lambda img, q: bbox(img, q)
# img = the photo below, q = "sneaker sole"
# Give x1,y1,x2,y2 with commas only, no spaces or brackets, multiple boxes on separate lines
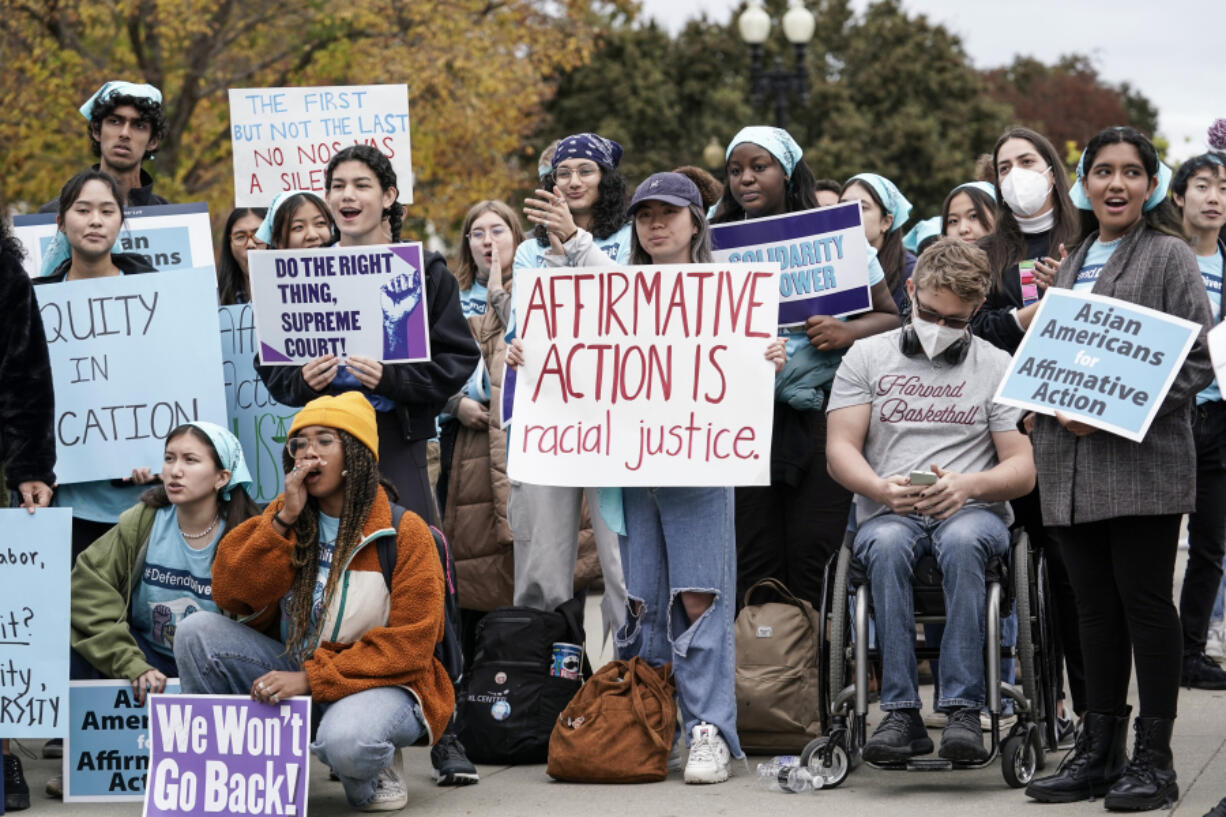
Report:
938,740,990,763
431,769,479,786
683,766,730,784
862,737,934,763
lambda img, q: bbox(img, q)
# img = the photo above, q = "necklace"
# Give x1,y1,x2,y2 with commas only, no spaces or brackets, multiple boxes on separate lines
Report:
179,514,220,540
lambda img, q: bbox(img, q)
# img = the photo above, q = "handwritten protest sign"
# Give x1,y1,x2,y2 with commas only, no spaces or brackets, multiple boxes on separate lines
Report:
144,694,310,817
994,289,1201,442
13,204,215,279
37,268,229,483
230,84,412,206
218,305,296,503
249,243,430,365
710,201,871,327
0,508,71,738
64,680,182,802
507,264,778,486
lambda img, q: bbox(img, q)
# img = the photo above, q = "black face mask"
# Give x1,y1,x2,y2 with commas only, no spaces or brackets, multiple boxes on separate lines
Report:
898,321,972,365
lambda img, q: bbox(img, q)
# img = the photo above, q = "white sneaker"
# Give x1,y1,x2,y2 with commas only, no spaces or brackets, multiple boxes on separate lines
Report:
1207,620,1225,662
979,711,1017,732
922,710,948,729
683,723,731,784
359,749,408,812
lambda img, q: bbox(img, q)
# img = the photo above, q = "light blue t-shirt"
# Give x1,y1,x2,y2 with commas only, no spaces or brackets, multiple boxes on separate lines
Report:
1197,249,1224,404
783,245,887,358
459,280,489,319
57,481,148,524
130,506,224,658
1073,237,1122,294
280,512,340,642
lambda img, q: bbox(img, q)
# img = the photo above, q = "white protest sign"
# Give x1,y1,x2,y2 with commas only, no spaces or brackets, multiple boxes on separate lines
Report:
229,84,412,206
507,264,778,486
249,243,430,365
12,203,215,279
0,508,72,738
36,268,229,482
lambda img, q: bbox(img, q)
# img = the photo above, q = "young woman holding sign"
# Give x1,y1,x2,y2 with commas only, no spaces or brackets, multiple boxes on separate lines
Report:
257,146,477,525
47,423,258,797
1025,127,1212,811
709,127,899,613
840,172,915,313
34,170,161,561
217,206,267,305
174,392,452,812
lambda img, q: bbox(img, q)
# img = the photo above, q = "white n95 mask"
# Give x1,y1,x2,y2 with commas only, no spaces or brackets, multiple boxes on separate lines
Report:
1001,167,1053,217
913,319,966,360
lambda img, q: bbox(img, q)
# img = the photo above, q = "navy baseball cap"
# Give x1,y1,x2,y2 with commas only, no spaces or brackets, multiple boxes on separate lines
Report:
628,172,702,215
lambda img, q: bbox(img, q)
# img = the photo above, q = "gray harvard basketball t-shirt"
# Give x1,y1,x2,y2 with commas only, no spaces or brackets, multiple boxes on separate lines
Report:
827,327,1024,525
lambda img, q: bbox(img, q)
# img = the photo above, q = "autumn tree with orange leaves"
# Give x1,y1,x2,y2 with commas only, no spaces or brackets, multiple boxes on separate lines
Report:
0,0,630,233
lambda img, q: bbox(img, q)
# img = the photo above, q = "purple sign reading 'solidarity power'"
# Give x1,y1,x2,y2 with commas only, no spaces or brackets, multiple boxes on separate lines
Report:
143,694,311,817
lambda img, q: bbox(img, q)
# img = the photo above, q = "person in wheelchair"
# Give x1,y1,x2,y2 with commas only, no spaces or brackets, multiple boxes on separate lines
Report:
826,238,1036,764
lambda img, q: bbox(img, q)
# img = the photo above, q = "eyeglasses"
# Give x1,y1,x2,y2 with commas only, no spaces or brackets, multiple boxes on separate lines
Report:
287,434,338,457
230,230,259,245
555,165,599,183
913,294,975,330
467,226,509,242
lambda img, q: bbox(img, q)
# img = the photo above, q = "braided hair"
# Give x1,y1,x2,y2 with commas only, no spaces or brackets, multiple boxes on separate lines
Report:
278,428,392,660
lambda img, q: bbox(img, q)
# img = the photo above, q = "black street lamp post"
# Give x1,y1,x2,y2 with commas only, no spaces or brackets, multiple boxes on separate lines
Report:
738,0,816,131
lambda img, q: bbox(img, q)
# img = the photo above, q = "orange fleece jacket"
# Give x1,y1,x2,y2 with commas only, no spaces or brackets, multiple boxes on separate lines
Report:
211,487,454,743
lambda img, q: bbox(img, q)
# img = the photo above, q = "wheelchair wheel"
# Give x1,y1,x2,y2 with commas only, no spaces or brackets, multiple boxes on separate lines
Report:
828,544,853,709
1034,552,1061,757
1013,536,1038,720
801,736,850,789
1001,724,1040,788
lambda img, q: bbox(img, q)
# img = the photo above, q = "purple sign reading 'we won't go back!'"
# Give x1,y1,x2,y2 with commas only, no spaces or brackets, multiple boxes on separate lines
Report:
143,694,310,817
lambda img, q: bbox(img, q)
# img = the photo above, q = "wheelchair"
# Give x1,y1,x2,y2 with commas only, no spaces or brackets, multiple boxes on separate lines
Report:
800,526,1063,789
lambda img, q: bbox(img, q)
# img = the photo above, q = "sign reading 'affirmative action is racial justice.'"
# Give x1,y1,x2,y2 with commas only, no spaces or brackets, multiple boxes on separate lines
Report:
710,201,872,327
507,263,779,487
36,268,229,483
994,288,1201,442
249,243,430,366
229,84,412,206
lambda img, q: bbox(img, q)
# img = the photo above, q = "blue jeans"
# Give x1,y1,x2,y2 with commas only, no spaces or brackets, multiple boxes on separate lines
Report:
853,508,1009,711
174,612,427,807
614,487,742,758
925,605,1017,713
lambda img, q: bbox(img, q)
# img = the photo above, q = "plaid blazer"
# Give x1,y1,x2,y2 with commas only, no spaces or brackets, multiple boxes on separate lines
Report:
1031,222,1213,526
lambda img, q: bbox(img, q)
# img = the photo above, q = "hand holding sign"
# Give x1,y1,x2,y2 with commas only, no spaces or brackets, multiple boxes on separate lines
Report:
805,314,856,351
250,671,309,706
133,669,168,706
344,355,383,389
301,354,340,391
17,480,53,512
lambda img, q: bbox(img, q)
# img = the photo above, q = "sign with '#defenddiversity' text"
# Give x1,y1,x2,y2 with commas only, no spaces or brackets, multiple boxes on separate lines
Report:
249,243,430,365
144,694,310,817
710,201,871,327
994,288,1201,442
507,264,779,486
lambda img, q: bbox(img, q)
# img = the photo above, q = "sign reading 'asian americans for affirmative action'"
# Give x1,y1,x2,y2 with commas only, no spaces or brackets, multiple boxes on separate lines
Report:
994,289,1201,442
508,264,779,486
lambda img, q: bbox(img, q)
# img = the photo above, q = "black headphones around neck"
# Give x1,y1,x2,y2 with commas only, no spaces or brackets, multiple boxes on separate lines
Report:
898,322,972,365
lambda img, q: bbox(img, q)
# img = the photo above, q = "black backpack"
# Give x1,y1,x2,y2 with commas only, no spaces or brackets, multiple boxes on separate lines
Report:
457,596,590,764
375,504,464,686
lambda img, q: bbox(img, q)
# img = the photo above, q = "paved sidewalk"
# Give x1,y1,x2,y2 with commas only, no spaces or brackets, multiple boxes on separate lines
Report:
12,552,1226,817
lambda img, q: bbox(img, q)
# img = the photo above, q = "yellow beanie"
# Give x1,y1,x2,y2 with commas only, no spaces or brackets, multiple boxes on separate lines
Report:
287,392,380,460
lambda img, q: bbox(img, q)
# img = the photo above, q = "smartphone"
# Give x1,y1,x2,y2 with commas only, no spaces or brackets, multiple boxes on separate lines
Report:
908,470,938,486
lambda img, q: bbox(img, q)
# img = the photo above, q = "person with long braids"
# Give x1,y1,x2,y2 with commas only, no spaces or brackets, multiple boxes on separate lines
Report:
1025,127,1212,811
174,392,452,812
257,146,478,525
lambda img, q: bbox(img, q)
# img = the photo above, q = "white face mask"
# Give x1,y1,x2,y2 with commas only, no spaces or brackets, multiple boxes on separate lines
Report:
913,319,966,360
1001,166,1053,217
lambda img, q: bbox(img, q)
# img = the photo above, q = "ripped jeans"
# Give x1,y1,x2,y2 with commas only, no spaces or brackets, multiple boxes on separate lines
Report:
614,486,742,758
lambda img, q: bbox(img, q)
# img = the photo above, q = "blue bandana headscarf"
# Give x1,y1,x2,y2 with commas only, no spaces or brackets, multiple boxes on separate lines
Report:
186,421,253,501
954,181,998,200
1070,144,1172,213
552,133,623,170
725,126,803,178
902,216,941,253
79,81,163,119
848,173,913,232
255,189,317,246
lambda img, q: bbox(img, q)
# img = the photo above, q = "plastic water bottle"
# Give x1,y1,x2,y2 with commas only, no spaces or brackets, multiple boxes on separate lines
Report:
755,756,814,793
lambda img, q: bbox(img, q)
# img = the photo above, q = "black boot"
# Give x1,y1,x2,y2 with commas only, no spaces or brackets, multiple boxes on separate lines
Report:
1104,717,1178,811
1025,708,1130,803
3,752,30,811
